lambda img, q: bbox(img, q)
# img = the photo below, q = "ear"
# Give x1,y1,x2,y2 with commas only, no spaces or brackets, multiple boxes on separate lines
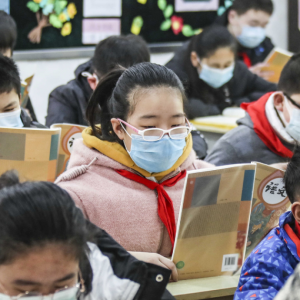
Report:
190,51,199,68
273,92,285,112
111,118,126,140
228,9,238,25
292,201,300,224
87,76,98,91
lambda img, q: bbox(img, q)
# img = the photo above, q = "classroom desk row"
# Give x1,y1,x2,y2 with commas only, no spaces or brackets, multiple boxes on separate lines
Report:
168,276,239,300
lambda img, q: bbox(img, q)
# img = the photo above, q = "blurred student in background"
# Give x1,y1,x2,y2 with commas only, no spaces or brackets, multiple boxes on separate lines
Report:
205,54,300,166
235,145,300,300
56,63,212,258
166,26,276,119
0,54,45,128
0,171,175,300
215,0,274,79
46,35,150,127
0,10,37,121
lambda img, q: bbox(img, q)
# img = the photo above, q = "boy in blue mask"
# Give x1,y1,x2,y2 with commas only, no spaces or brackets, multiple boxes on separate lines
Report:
0,54,44,128
215,0,274,80
205,53,300,167
234,144,300,300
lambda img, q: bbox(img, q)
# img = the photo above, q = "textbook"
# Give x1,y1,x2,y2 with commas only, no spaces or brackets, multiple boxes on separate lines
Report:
50,124,86,176
0,127,61,182
172,164,256,280
245,163,290,257
262,48,293,83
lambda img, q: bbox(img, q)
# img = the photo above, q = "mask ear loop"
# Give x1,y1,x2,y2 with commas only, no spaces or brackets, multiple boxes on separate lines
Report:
119,122,132,153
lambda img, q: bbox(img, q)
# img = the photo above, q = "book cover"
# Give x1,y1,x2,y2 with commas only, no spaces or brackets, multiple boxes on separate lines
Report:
50,123,86,176
0,127,61,182
172,164,256,280
245,163,290,258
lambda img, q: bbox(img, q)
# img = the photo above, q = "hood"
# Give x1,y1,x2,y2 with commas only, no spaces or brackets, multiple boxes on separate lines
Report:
68,128,194,182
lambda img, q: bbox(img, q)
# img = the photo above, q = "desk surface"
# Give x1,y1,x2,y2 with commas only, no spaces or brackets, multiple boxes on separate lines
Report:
167,276,239,300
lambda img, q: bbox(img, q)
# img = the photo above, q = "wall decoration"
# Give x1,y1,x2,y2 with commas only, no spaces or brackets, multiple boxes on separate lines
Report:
83,0,122,18
217,0,233,16
26,0,78,43
175,0,219,13
0,0,10,13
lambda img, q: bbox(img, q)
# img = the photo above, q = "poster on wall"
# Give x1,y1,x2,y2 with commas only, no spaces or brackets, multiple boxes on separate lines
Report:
83,0,122,17
82,19,121,44
175,0,219,12
0,0,10,13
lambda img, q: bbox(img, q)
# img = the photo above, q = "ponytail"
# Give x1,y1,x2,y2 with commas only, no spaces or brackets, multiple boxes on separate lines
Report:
86,67,125,142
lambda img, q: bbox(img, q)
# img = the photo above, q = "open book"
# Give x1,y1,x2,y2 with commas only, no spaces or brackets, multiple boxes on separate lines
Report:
172,163,290,280
0,126,61,182
50,124,86,176
245,163,290,257
262,48,293,83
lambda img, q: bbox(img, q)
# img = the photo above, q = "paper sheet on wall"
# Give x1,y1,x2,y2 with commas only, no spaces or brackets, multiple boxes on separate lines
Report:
83,0,122,17
82,19,121,45
175,0,219,12
0,0,9,13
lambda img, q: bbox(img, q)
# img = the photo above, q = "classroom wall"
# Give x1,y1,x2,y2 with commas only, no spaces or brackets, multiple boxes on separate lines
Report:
16,0,288,124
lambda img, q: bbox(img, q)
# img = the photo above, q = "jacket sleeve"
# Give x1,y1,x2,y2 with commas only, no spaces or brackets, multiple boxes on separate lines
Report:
231,62,277,107
46,86,79,127
235,237,294,300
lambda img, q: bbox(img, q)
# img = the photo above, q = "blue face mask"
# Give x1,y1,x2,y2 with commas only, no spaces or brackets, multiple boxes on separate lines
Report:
285,97,300,142
237,26,266,49
0,108,23,128
125,134,186,173
199,63,235,89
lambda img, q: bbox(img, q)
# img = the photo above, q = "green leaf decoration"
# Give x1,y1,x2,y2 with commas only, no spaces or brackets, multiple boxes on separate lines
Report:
225,0,233,8
133,16,143,27
54,0,68,15
27,1,40,13
49,14,63,28
194,28,202,35
217,6,226,16
164,5,173,19
160,19,172,31
157,0,167,11
182,25,195,37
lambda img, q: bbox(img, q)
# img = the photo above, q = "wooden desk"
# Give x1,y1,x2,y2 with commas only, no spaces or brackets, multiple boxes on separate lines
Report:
167,276,239,300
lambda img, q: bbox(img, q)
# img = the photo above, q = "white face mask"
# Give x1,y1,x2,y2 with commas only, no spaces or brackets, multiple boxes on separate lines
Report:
0,108,23,128
237,26,266,49
284,96,300,142
199,63,235,89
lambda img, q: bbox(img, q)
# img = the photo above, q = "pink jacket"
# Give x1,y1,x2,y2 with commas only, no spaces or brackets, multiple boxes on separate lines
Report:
56,139,212,256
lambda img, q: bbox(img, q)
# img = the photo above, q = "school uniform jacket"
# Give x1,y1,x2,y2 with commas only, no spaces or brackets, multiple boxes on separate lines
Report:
235,212,300,300
83,220,175,300
165,41,277,119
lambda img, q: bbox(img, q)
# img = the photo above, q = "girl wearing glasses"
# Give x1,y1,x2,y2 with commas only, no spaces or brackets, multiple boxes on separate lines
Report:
56,62,212,263
0,171,175,300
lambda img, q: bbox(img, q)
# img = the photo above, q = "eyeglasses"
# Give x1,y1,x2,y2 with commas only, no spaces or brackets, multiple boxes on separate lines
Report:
284,93,300,110
0,271,85,299
118,118,192,142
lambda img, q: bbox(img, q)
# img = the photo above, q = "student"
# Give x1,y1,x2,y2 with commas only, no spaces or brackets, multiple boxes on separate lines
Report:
235,145,300,300
0,54,44,128
56,62,212,256
205,54,300,166
215,0,274,79
165,26,276,119
0,10,37,121
0,170,175,300
46,35,150,127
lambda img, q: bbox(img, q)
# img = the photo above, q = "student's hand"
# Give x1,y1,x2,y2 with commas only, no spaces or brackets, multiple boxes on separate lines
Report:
249,63,274,81
129,251,178,282
270,162,288,171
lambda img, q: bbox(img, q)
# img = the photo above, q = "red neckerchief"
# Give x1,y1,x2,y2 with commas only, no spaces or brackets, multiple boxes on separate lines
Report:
239,52,252,68
241,92,294,159
116,169,187,253
295,222,300,240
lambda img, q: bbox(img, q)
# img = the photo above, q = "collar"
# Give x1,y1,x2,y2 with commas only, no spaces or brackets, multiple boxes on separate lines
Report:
82,127,193,182
265,93,295,144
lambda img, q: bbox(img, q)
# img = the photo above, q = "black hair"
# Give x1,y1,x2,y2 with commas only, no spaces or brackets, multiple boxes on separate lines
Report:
230,0,274,16
190,25,237,60
0,11,17,55
278,53,300,96
92,35,150,78
285,145,300,204
0,171,93,294
86,62,187,142
0,54,21,95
